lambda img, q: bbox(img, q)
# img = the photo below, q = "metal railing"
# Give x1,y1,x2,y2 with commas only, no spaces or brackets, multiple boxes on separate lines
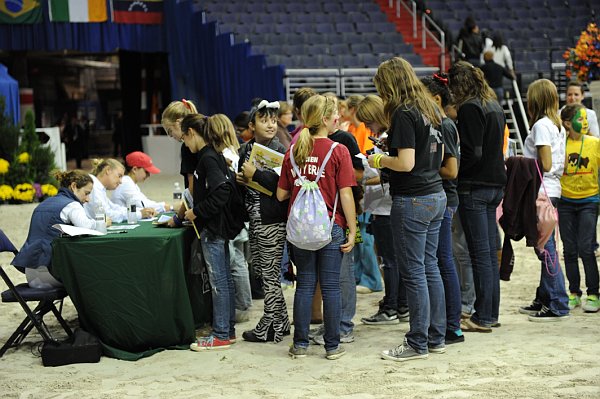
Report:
387,0,446,71
284,67,439,101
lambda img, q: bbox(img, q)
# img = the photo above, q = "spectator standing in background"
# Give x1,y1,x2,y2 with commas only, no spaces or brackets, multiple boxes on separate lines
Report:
480,51,514,102
457,16,484,66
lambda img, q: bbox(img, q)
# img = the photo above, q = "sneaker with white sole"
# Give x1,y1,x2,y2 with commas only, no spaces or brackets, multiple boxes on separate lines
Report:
311,331,354,345
288,345,308,359
381,338,428,362
190,335,231,351
308,325,324,340
325,346,346,360
568,293,582,310
428,344,446,354
519,300,543,315
361,309,400,325
583,295,600,313
528,306,570,322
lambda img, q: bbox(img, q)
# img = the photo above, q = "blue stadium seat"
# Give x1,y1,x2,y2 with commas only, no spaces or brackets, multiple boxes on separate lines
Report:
350,43,371,54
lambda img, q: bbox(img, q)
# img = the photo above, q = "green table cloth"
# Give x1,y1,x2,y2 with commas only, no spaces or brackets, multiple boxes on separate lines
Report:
52,222,212,360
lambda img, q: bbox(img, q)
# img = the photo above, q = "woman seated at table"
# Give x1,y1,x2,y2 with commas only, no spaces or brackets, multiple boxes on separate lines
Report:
11,170,98,289
84,158,156,223
112,151,172,213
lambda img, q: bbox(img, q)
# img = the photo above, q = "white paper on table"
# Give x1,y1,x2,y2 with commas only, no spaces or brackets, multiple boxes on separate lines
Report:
155,214,172,224
273,166,282,176
107,224,139,230
52,224,105,236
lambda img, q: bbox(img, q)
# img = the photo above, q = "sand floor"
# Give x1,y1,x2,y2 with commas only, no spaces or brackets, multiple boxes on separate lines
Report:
0,174,599,399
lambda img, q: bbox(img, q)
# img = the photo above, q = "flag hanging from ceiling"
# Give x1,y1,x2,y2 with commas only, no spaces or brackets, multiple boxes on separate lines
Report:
0,0,42,24
111,0,163,24
49,0,108,23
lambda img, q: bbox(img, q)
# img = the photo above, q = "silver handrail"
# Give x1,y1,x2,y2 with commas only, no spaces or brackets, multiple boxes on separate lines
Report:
421,12,445,70
512,79,530,133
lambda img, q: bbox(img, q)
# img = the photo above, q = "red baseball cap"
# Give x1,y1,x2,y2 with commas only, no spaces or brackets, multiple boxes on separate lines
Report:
125,151,161,174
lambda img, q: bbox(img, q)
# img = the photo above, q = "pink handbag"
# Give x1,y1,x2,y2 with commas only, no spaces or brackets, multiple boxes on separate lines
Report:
535,160,560,275
534,160,558,251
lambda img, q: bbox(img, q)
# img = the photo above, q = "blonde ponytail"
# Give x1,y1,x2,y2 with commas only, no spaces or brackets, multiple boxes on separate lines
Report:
292,128,315,169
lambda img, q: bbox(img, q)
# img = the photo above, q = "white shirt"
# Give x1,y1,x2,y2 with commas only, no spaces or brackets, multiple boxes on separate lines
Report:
586,108,599,137
223,147,240,172
112,175,166,213
482,39,514,70
84,174,129,223
60,201,97,230
523,117,565,198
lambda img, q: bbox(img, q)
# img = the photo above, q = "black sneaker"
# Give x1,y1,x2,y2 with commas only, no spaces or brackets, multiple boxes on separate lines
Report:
397,307,410,322
445,330,465,345
528,306,570,322
361,310,400,325
519,300,543,315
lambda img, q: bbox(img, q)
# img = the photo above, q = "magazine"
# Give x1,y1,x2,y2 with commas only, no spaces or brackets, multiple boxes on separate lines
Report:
247,143,284,196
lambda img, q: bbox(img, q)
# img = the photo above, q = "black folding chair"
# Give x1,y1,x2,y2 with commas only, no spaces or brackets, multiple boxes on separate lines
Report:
0,229,73,357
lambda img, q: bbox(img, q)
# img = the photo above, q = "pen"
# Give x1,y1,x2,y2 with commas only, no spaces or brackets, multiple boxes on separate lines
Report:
141,201,145,208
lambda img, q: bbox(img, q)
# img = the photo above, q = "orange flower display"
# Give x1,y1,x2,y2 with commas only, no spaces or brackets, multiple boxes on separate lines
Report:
563,23,600,82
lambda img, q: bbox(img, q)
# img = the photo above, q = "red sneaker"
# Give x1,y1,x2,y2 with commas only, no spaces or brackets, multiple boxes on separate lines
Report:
190,335,231,351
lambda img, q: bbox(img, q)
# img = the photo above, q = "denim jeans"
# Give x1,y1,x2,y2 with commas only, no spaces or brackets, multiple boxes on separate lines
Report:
292,224,344,351
558,200,600,296
452,212,475,314
392,192,446,353
437,206,462,332
459,186,503,327
229,228,252,311
353,213,383,292
339,247,356,335
370,214,407,312
200,230,235,340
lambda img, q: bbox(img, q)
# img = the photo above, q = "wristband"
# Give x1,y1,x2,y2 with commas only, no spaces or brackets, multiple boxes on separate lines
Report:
173,215,183,227
372,153,385,169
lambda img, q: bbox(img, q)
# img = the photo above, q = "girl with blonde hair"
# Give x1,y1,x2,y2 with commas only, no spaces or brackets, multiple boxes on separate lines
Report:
519,79,570,320
161,99,203,227
278,94,357,360
85,159,156,223
368,57,446,362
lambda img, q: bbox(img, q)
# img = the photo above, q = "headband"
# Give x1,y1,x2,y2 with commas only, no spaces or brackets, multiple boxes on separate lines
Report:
433,73,448,86
248,100,280,122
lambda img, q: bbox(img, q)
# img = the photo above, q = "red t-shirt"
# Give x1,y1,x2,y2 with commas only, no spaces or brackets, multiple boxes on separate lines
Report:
278,137,356,229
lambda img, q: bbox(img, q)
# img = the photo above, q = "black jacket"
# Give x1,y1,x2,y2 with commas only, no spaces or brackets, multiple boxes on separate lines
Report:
192,146,233,239
238,137,289,225
499,157,541,280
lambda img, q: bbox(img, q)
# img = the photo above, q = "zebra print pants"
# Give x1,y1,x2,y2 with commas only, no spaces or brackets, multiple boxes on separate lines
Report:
248,218,290,342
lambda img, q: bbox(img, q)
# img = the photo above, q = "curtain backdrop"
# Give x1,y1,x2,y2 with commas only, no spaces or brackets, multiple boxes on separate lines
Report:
0,0,284,119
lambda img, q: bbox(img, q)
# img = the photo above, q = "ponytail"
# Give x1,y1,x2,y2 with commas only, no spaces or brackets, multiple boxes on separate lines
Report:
292,128,315,169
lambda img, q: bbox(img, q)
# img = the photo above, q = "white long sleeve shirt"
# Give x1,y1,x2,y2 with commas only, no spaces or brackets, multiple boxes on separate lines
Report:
61,201,97,230
84,174,129,223
112,175,166,213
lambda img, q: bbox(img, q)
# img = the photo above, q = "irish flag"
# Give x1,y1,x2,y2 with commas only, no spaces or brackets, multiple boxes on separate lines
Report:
49,0,107,22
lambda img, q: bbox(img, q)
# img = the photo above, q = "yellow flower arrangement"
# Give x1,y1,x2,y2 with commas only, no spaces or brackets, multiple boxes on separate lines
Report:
41,184,58,197
13,183,35,203
17,152,30,164
0,185,13,201
0,158,8,175
563,23,600,82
